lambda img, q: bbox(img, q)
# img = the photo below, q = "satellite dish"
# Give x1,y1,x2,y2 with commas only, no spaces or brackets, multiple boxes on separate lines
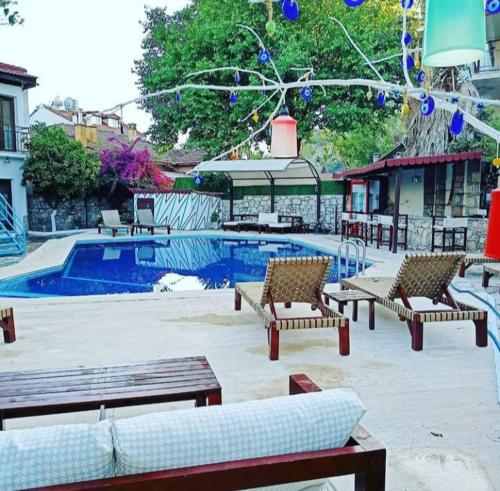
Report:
63,97,78,112
51,96,63,108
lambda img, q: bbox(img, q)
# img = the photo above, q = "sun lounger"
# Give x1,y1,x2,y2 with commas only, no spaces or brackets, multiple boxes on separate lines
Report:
135,209,171,235
482,262,500,288
99,210,134,238
222,214,257,232
1,374,385,491
341,252,488,351
235,256,349,360
459,253,499,277
0,307,15,343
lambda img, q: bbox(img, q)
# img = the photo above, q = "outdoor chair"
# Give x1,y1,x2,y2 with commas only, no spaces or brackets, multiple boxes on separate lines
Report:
135,209,171,235
222,213,257,232
341,252,488,351
482,262,500,288
375,214,408,251
341,212,367,242
431,216,468,252
234,256,349,360
0,374,385,491
458,253,499,277
99,210,134,238
0,307,15,343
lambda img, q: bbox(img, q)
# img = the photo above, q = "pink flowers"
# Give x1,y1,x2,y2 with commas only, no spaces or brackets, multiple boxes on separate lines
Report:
100,137,172,191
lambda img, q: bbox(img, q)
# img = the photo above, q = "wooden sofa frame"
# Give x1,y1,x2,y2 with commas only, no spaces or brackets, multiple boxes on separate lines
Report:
36,374,386,491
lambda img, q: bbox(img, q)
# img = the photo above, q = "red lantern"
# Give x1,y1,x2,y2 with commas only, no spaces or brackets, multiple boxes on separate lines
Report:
271,106,298,158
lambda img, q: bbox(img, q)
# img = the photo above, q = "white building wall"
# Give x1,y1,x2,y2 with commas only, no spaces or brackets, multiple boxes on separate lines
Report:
29,105,73,126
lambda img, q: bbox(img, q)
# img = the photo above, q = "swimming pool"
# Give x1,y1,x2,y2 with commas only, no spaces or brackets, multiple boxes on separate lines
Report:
0,236,365,297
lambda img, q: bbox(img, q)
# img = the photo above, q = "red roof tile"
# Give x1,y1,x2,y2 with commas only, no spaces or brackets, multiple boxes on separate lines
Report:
0,62,29,76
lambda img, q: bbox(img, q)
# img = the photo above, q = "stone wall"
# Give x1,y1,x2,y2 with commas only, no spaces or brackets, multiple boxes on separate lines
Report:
28,195,133,232
406,217,487,252
221,194,343,232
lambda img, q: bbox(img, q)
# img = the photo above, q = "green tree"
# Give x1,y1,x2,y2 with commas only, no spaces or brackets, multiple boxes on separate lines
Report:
23,124,100,209
136,0,403,157
0,0,23,26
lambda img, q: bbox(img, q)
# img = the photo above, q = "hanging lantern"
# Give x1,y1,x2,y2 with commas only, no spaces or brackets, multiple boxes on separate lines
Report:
486,0,500,15
423,0,486,67
300,86,313,102
450,110,465,136
258,49,271,63
344,0,365,7
282,0,299,21
271,106,298,158
377,92,386,106
421,97,435,116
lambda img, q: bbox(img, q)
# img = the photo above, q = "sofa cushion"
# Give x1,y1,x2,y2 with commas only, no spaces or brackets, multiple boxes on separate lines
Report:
112,389,365,477
0,421,113,491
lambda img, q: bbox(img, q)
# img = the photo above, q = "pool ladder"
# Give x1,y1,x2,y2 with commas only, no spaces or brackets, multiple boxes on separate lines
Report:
337,239,366,280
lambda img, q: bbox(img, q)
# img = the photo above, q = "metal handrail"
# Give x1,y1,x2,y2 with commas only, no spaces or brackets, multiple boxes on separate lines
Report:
337,238,367,280
347,237,367,275
0,193,26,254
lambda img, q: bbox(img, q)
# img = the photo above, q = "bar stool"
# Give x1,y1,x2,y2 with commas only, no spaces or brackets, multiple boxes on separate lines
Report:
375,215,408,251
431,217,468,252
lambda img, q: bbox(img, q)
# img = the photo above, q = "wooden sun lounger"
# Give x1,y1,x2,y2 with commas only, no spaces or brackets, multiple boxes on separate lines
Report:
235,256,349,360
134,209,171,235
100,210,134,238
38,374,386,491
458,253,499,277
0,307,15,343
341,253,488,351
482,262,500,288
222,214,258,232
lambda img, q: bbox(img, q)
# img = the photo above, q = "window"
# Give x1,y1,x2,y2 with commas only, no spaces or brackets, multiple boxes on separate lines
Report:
0,96,16,151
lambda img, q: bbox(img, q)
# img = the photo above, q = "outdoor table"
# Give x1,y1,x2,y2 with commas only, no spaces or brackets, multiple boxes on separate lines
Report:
0,356,221,430
324,290,376,330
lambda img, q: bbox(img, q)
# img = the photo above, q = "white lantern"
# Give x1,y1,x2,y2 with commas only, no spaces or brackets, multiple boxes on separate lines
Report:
271,106,298,158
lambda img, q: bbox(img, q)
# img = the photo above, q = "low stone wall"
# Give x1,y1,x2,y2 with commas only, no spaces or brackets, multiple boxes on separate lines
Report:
406,217,487,252
221,194,343,232
28,195,133,232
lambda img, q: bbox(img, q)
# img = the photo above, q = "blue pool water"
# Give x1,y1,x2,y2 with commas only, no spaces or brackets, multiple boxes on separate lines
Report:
0,237,364,298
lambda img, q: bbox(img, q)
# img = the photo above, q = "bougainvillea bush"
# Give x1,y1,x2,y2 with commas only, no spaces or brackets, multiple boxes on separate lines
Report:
99,137,173,199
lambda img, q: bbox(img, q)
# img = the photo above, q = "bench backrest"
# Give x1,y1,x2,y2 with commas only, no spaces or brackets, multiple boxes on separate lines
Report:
101,210,122,227
258,212,279,224
137,209,155,225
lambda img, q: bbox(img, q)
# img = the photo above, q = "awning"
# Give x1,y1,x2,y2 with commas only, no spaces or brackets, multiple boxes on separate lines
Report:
191,158,320,186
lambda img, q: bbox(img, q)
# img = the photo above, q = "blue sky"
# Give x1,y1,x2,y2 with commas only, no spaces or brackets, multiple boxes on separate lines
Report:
0,0,190,131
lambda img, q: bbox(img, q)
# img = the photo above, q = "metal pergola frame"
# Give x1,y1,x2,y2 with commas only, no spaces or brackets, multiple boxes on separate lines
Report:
191,158,323,228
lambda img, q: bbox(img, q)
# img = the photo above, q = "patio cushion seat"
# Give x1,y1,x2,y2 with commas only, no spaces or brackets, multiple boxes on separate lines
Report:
258,212,279,224
223,220,255,227
484,263,500,275
112,389,366,478
0,421,113,491
268,223,292,230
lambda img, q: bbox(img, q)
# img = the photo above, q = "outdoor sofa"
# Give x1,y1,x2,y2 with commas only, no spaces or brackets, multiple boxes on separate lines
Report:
0,307,15,343
0,374,385,491
99,210,134,238
134,209,171,235
235,256,349,360
222,213,258,232
341,252,488,351
482,262,500,288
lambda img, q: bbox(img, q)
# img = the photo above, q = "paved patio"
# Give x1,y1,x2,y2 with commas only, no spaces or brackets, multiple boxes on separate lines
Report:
0,231,499,490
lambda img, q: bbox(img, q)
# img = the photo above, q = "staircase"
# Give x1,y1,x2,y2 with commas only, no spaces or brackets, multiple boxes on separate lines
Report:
0,194,26,256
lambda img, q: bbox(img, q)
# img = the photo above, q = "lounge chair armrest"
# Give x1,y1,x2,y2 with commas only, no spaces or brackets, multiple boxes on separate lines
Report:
289,374,322,395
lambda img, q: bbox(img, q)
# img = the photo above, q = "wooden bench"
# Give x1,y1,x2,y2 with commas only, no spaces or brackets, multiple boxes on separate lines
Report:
0,356,221,430
39,374,386,491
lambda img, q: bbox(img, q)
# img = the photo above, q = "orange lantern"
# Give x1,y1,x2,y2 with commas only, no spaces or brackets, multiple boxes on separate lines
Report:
271,106,298,158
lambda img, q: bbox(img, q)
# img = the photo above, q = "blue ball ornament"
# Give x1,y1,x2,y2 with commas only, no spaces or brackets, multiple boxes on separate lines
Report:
393,91,401,99
419,91,427,101
377,92,386,107
476,102,485,111
344,0,365,7
403,32,412,46
194,175,205,187
300,86,313,102
258,50,271,63
486,0,500,15
451,96,459,104
420,97,435,117
450,110,464,136
282,0,300,21
229,92,238,104
401,0,413,9
405,55,415,70
417,69,425,85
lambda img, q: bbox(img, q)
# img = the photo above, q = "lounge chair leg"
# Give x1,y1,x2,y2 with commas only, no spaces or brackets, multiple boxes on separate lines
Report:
234,291,241,311
324,295,330,306
352,300,358,322
269,325,279,361
474,317,488,348
112,228,116,238
339,320,350,356
411,318,423,351
355,465,386,491
2,314,15,343
459,262,466,278
285,302,291,309
482,271,492,288
368,300,375,330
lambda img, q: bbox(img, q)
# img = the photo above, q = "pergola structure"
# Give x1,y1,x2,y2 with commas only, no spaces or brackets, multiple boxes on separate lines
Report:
191,158,323,228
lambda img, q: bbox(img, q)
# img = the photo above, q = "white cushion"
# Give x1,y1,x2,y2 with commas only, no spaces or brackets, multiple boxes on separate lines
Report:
269,223,292,229
112,389,366,477
0,421,113,491
444,218,468,228
258,212,279,224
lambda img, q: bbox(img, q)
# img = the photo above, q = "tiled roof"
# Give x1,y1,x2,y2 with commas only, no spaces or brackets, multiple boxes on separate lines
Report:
332,151,483,179
163,149,204,166
0,62,29,76
0,62,37,88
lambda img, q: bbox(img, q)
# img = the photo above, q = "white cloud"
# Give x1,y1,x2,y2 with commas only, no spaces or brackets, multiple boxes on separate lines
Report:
0,0,191,132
